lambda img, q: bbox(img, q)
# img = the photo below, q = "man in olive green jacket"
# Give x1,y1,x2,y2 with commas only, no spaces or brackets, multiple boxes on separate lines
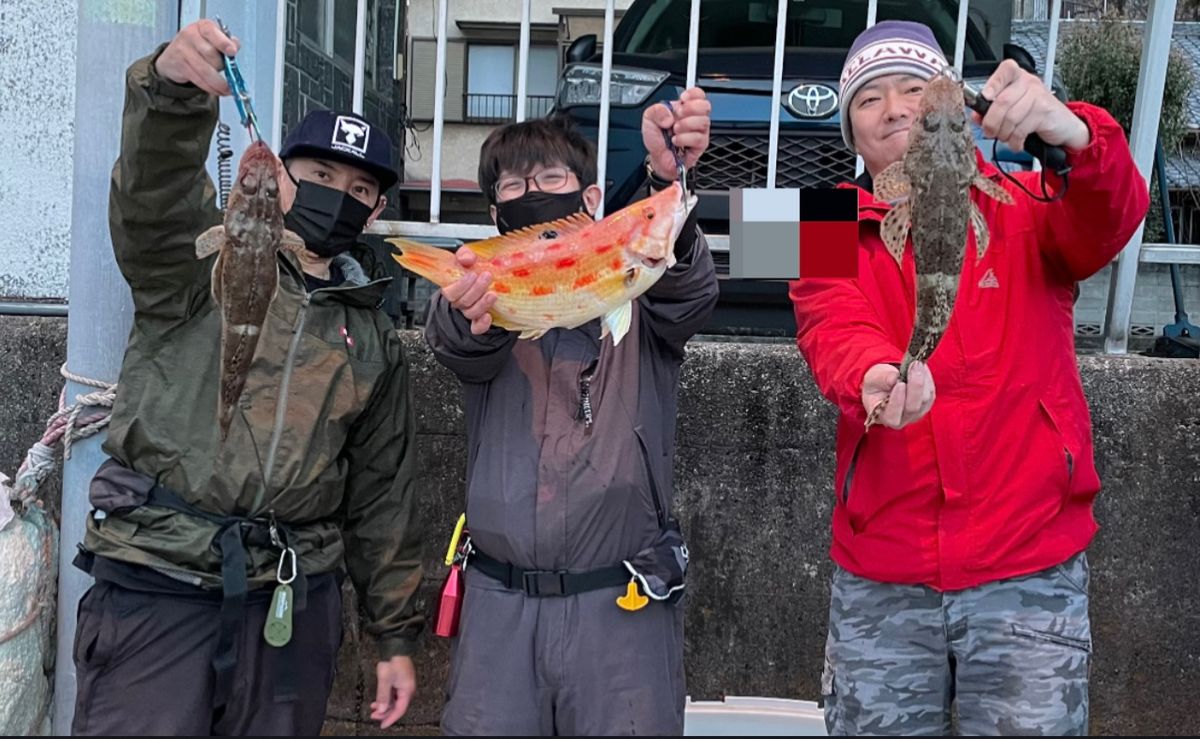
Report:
71,20,422,735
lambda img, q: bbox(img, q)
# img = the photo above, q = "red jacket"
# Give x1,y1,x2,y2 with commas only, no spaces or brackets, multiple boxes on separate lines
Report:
789,102,1149,591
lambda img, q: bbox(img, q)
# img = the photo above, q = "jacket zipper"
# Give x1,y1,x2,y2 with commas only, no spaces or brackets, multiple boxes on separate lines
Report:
255,293,311,512
578,372,594,430
842,437,863,505
250,252,392,511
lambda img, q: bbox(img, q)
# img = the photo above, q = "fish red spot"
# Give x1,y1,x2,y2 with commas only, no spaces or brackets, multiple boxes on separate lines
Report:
492,282,511,294
610,257,623,271
547,243,563,252
512,268,531,278
574,273,598,289
556,258,577,269
532,285,554,296
595,244,614,254
510,251,524,260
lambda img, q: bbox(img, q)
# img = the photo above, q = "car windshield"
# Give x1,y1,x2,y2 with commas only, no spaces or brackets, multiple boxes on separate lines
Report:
615,0,993,64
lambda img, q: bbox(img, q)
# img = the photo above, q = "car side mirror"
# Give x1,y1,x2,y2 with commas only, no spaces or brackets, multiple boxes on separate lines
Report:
567,34,597,64
1003,43,1038,75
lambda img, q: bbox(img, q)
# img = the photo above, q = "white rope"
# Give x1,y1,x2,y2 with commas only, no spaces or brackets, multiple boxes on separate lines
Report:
55,363,117,461
5,364,117,508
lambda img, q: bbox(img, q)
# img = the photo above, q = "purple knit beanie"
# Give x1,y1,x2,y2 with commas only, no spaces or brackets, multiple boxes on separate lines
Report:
839,21,949,152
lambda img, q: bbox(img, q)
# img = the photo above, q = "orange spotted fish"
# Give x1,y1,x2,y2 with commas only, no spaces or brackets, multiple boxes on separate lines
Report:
389,181,695,345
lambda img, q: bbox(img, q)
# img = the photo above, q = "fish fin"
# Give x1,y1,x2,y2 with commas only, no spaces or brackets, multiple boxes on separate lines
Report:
874,161,911,203
196,225,226,259
279,229,307,254
970,201,991,261
502,212,596,244
518,329,549,341
880,201,911,267
603,301,634,346
973,174,1015,205
210,254,224,305
387,238,466,287
468,212,597,259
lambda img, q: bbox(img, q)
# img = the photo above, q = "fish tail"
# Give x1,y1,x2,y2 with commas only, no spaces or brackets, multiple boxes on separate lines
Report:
865,398,887,430
904,274,958,377
387,238,466,287
218,403,235,440
897,352,916,383
218,324,259,440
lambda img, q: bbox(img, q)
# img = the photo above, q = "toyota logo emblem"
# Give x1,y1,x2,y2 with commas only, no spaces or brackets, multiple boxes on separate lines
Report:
785,83,839,119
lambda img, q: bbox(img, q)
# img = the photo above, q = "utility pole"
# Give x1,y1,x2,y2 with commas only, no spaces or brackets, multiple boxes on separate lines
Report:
52,2,179,732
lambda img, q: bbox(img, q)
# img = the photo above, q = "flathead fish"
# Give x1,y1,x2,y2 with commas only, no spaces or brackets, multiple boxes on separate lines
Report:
865,70,1015,429
195,140,305,438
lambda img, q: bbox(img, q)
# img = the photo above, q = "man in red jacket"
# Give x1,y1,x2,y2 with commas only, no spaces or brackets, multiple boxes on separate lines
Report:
790,20,1149,736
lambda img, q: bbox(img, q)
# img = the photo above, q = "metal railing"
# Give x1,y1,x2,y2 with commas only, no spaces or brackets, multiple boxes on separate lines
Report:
359,0,1192,353
463,93,555,124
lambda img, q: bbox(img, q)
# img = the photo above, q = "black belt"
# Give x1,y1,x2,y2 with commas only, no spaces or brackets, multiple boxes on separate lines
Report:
468,548,629,597
142,485,307,707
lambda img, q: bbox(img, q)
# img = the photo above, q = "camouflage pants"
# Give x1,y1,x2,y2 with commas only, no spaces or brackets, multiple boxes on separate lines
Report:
821,553,1092,736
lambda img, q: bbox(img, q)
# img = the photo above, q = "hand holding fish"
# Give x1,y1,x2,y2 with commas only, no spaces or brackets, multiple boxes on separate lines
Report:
443,247,499,335
392,183,694,345
155,19,239,97
643,87,712,181
863,71,1012,431
862,362,935,430
973,59,1091,155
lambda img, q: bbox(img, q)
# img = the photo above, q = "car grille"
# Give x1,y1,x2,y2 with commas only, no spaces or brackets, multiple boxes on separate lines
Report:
693,131,857,190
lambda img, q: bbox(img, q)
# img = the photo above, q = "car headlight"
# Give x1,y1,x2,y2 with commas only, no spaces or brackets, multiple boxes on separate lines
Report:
557,64,669,108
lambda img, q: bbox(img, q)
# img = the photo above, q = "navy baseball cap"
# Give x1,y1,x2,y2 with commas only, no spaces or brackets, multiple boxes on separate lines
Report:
279,110,399,191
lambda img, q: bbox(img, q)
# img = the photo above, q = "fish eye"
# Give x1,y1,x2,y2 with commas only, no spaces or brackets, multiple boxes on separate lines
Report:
950,120,964,133
923,118,941,133
645,208,655,220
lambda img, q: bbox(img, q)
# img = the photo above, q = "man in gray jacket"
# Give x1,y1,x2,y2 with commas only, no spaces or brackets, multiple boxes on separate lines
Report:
425,90,718,735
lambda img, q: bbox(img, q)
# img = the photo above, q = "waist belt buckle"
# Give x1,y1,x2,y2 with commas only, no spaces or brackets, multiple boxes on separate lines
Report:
523,569,567,597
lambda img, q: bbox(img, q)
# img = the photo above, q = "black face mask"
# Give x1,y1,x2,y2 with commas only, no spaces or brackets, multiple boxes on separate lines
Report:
494,190,588,236
283,180,375,258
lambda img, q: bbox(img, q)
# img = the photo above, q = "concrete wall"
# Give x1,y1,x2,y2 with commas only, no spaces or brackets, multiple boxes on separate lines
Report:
407,125,494,184
0,0,77,300
2,315,1197,735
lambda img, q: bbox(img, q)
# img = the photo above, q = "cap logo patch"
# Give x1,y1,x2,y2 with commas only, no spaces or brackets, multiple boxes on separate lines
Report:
332,116,370,157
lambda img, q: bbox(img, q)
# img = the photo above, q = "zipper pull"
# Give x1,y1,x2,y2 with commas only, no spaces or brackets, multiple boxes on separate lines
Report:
578,376,593,429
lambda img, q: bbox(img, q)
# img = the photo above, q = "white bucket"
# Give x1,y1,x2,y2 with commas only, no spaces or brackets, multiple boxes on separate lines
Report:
684,696,828,736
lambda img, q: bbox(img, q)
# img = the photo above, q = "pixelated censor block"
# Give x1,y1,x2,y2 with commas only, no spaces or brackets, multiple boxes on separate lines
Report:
729,188,858,279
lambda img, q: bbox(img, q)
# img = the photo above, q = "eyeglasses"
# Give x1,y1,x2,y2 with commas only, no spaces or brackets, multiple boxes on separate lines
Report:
495,166,572,200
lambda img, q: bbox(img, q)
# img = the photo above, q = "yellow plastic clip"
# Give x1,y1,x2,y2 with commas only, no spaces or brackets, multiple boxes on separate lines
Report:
616,579,649,611
444,513,467,566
